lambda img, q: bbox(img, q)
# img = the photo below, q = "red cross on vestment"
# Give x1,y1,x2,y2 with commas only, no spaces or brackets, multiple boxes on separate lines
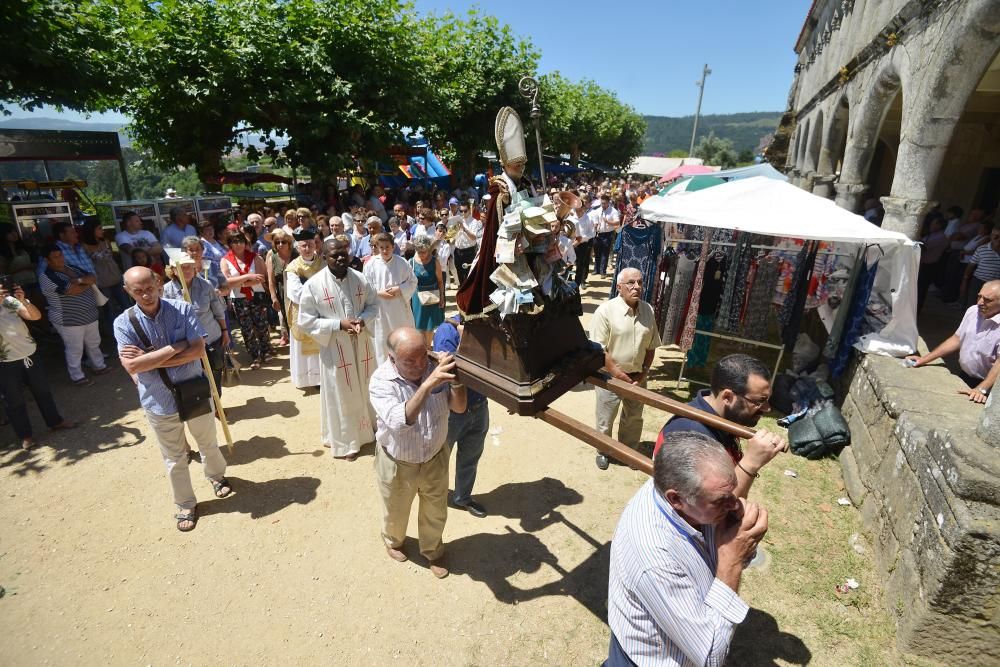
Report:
354,283,365,306
335,340,353,391
360,340,374,377
322,286,337,309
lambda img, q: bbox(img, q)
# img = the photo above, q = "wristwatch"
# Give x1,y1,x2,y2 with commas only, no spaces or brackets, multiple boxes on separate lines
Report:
978,388,988,396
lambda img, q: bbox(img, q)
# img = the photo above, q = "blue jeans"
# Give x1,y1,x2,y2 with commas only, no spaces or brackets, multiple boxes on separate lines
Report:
447,398,489,504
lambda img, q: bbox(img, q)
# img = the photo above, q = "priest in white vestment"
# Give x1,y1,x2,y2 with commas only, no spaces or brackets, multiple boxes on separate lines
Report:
284,228,324,389
299,237,379,459
362,232,417,365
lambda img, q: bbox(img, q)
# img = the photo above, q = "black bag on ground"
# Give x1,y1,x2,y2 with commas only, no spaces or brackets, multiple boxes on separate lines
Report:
128,308,213,422
788,403,851,459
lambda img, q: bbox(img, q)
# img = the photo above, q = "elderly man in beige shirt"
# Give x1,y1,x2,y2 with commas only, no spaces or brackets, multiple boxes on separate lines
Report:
590,267,661,470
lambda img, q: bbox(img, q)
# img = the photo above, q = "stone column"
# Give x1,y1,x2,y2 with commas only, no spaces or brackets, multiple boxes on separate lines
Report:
800,171,817,193
880,196,935,241
812,174,837,200
835,182,868,212
977,392,1000,446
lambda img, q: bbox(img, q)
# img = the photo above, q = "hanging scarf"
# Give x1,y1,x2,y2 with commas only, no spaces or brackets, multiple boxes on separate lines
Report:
780,241,820,350
830,259,880,378
226,248,258,299
679,232,713,352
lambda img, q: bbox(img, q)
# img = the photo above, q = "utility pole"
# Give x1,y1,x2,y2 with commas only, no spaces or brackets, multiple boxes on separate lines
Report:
688,64,712,158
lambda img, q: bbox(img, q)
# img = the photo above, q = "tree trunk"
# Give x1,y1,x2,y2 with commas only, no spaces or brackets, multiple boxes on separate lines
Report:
570,144,580,167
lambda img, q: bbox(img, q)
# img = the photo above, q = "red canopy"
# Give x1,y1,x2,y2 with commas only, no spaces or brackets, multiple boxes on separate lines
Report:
657,164,715,184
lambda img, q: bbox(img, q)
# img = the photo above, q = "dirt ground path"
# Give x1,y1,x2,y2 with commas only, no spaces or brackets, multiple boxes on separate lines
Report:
0,274,897,665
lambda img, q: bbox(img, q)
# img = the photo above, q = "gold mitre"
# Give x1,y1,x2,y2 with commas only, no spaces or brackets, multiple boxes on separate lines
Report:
495,107,527,167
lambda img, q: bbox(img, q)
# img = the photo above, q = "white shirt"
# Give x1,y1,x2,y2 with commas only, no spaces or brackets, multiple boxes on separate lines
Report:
575,209,596,242
595,205,621,234
454,216,483,250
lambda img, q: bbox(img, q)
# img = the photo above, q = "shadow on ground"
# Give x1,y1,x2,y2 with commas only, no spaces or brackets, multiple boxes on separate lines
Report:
197,474,321,519
444,477,609,621
726,608,812,665
223,396,300,423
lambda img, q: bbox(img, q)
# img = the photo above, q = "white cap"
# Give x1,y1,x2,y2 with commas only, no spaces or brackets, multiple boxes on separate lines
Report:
495,107,527,167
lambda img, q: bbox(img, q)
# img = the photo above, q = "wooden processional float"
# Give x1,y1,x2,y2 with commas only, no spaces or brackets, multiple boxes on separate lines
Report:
452,89,755,477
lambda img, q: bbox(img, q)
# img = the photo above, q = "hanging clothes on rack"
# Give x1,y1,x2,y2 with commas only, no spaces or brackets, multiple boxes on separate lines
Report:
830,258,880,378
716,233,765,333
611,221,662,302
780,241,820,350
697,252,728,318
740,254,781,341
662,252,697,344
679,232,713,352
652,248,677,333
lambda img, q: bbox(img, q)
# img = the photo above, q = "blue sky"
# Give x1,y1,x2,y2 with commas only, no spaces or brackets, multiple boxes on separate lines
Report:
5,0,811,123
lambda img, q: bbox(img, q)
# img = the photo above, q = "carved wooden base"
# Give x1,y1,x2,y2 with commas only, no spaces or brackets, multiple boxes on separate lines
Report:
456,305,604,416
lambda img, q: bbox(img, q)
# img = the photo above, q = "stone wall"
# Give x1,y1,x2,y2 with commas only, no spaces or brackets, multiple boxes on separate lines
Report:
840,353,1000,664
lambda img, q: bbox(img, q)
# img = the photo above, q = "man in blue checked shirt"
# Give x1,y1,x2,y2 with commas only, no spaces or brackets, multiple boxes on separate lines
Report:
606,431,768,666
114,266,232,533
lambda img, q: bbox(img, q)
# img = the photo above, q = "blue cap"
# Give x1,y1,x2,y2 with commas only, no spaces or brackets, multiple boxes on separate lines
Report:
448,197,460,205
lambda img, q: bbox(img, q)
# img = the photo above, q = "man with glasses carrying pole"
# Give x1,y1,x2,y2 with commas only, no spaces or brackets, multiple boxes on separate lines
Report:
654,354,787,498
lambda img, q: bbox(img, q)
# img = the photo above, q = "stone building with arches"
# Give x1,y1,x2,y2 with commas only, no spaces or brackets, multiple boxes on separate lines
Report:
780,0,1000,240
775,2,1000,662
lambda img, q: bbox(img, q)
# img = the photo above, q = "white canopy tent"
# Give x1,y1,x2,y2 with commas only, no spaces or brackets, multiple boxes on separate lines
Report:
639,176,920,356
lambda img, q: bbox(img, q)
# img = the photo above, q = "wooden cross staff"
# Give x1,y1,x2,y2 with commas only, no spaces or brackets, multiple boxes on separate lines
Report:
174,261,234,453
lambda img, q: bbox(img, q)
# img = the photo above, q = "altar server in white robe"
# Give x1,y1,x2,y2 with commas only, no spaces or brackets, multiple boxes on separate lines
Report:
363,232,417,364
284,228,324,389
299,236,379,460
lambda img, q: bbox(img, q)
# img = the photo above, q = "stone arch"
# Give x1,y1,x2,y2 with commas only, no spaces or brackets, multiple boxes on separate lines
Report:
889,0,1000,203
806,109,824,173
797,118,811,170
839,59,904,189
819,95,850,176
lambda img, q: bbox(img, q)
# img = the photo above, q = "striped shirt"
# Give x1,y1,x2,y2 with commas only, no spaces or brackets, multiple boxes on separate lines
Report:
369,357,451,463
608,479,748,666
971,244,1000,282
37,240,97,276
39,265,99,327
113,299,207,416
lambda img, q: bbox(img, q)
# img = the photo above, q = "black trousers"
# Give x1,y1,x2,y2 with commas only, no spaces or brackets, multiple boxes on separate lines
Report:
575,240,594,287
0,353,64,439
454,245,477,284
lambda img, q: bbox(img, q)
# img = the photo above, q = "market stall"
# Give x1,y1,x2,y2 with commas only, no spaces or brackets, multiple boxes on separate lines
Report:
639,176,919,382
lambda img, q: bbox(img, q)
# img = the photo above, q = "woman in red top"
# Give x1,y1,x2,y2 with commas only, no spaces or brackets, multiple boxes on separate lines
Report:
220,235,272,369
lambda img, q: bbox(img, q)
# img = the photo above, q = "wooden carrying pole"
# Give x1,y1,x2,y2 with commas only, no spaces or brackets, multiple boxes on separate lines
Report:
532,371,758,477
585,371,757,440
175,263,234,453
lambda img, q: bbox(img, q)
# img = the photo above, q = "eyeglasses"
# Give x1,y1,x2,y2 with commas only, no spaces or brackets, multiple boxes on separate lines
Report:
738,393,770,410
275,240,290,246
459,208,469,213
328,251,350,258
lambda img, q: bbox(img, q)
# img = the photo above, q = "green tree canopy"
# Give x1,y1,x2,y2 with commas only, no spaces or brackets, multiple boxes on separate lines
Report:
0,0,127,113
418,9,540,182
539,73,645,170
693,132,738,169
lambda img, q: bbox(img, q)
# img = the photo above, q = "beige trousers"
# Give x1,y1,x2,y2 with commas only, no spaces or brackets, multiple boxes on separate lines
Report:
375,444,449,561
146,410,226,511
595,385,645,448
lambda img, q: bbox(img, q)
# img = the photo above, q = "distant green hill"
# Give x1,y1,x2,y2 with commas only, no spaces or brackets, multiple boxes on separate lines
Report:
643,112,782,155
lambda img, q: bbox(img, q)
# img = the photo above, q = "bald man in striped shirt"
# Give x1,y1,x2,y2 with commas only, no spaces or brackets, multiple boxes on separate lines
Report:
606,431,768,666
